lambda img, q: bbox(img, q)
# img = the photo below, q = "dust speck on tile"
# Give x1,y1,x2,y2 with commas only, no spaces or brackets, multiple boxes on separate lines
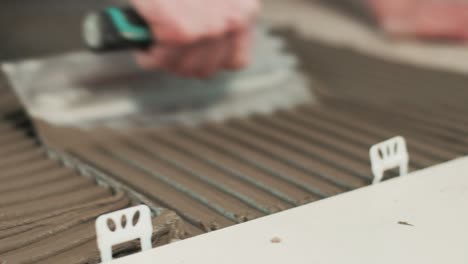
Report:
271,237,282,243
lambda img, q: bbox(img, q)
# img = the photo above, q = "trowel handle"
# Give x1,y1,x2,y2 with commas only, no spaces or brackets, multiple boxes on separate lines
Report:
83,6,155,52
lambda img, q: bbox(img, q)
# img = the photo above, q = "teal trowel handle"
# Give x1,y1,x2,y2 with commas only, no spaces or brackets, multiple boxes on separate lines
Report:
83,6,154,52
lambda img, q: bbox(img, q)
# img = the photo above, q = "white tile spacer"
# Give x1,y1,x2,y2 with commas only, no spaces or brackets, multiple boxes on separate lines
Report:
370,136,409,185
96,205,153,263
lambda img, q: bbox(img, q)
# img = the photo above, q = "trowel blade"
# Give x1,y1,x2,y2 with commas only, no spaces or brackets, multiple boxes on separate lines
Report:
2,51,169,126
2,28,312,129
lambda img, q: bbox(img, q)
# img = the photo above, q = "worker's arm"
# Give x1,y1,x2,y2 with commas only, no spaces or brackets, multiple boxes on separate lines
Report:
131,0,260,78
369,0,468,41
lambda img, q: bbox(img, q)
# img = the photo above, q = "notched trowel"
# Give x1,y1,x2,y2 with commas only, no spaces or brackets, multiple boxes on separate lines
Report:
2,6,312,129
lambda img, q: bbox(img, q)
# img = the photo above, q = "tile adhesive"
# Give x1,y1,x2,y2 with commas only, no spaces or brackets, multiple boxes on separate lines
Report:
0,83,186,264
31,92,467,238
2,2,468,263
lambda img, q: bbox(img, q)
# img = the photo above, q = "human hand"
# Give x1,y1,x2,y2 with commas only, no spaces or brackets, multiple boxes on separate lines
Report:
131,0,260,78
368,0,468,41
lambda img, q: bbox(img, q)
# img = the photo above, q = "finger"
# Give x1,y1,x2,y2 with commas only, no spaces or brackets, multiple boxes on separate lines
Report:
409,2,468,40
367,0,417,18
172,39,223,78
134,45,183,71
134,46,167,70
173,44,207,77
195,38,230,78
380,1,468,40
223,28,253,70
157,46,190,75
202,38,230,77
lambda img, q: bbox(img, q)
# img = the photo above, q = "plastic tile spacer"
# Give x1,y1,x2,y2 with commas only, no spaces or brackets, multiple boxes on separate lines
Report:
369,136,409,185
96,205,153,263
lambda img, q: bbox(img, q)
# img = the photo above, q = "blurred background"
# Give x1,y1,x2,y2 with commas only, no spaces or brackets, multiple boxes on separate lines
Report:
2,0,468,107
